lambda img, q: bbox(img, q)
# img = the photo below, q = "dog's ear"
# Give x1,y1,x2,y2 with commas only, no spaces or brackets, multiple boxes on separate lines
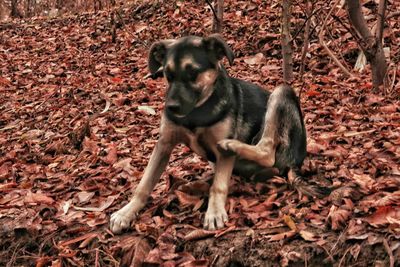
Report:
148,40,175,75
203,34,234,66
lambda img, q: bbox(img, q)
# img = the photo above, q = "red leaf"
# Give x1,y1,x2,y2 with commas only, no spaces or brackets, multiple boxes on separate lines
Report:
25,192,55,205
365,206,400,227
305,90,321,97
103,143,118,165
175,190,201,207
111,77,122,83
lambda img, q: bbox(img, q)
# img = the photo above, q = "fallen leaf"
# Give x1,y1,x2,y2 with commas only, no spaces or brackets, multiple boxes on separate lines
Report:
364,206,400,227
120,237,151,267
327,205,352,230
103,143,118,165
184,229,215,241
244,53,264,65
283,215,297,231
175,190,200,207
138,105,156,115
267,230,296,241
74,195,118,212
25,192,55,205
299,230,319,242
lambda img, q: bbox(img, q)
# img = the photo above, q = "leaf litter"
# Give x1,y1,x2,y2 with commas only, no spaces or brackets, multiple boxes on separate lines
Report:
0,0,400,266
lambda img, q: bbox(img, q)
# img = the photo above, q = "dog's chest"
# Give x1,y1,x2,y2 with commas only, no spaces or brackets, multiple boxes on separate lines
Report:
183,117,232,161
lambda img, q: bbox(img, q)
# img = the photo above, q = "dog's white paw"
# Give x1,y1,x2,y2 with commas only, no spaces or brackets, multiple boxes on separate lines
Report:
204,205,228,231
110,207,136,234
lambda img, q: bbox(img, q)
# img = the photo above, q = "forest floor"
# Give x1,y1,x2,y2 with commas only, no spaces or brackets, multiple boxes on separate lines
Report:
1,0,400,266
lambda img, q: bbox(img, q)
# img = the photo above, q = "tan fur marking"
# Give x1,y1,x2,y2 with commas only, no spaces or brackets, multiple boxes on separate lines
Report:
202,116,232,155
189,37,203,46
195,69,218,107
180,55,200,70
166,57,175,72
179,116,232,160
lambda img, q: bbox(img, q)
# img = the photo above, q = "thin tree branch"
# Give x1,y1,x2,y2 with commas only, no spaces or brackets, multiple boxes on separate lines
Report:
299,0,313,81
290,5,324,43
205,0,220,26
332,14,363,45
319,0,354,78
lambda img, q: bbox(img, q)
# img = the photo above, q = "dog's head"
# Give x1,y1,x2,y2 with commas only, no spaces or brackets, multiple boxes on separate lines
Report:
148,34,234,118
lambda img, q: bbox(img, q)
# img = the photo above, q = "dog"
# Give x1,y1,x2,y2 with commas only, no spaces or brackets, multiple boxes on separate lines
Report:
110,34,328,233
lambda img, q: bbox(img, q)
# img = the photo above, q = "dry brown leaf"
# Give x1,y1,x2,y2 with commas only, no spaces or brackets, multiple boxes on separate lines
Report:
179,259,209,267
267,230,297,241
299,230,319,242
307,139,327,154
327,205,352,230
35,256,51,267
103,143,118,165
215,225,236,238
73,195,118,212
283,215,297,231
113,158,134,174
244,53,264,65
118,237,151,267
175,190,200,207
364,206,400,227
75,191,95,204
25,191,55,205
330,185,362,205
184,229,215,241
351,173,375,191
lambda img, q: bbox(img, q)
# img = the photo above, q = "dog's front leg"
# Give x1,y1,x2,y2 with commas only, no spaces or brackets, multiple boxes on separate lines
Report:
204,155,235,230
110,137,174,234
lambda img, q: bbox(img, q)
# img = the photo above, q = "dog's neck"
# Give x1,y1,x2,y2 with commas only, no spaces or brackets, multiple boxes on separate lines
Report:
165,67,234,130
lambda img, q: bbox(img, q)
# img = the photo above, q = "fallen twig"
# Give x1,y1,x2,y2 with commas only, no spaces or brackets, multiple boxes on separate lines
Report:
383,239,394,267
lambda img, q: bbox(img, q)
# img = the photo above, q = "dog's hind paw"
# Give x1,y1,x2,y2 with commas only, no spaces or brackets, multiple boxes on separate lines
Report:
110,208,137,234
217,139,240,155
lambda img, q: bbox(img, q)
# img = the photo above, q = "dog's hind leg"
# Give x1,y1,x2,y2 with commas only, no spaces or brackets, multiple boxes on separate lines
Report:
218,87,284,168
218,138,276,167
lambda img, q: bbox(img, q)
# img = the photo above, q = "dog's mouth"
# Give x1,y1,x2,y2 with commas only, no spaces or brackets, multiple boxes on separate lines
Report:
172,112,187,118
166,103,193,118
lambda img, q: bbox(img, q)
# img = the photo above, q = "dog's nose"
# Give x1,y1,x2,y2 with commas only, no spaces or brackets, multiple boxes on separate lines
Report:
166,101,181,114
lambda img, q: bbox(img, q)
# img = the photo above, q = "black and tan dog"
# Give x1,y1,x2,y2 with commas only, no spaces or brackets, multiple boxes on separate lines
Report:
110,34,328,233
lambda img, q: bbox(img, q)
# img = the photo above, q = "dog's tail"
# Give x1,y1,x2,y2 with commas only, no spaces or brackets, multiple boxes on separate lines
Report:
288,168,331,198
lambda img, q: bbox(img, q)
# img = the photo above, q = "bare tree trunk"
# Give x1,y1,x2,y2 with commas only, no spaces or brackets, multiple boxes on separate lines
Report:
281,0,293,84
111,11,116,43
56,0,63,10
94,0,102,12
212,0,223,33
26,0,29,17
11,0,22,18
26,0,36,17
345,0,388,89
